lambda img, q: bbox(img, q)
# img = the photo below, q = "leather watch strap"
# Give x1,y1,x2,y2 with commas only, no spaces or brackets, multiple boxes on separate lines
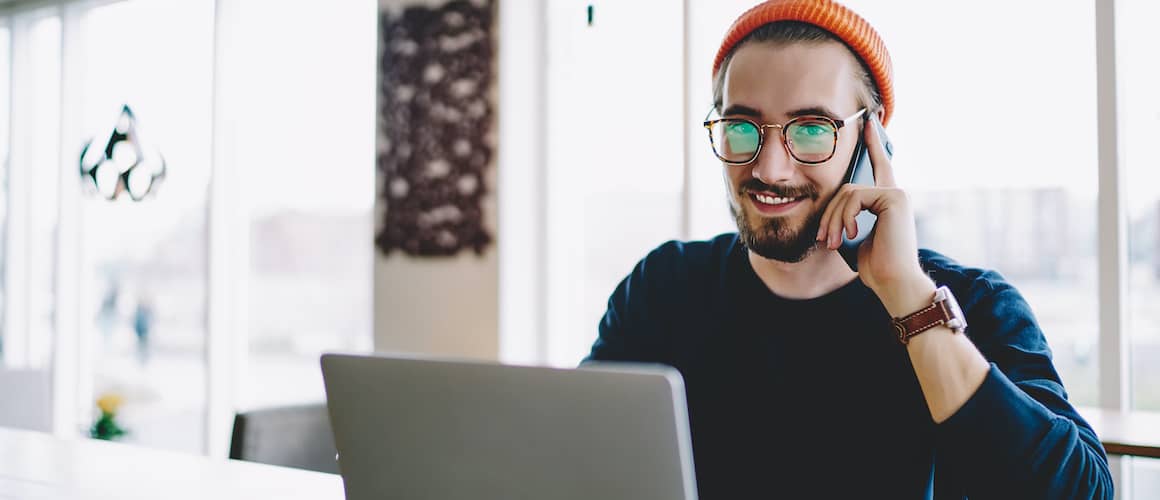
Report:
891,286,964,345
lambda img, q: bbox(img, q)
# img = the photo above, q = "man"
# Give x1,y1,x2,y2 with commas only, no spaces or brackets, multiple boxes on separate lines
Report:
583,1,1112,498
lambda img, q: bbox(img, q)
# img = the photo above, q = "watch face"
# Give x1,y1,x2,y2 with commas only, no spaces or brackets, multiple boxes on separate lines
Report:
938,286,967,331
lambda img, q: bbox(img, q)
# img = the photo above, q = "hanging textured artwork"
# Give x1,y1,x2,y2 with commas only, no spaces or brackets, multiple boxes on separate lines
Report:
375,0,495,256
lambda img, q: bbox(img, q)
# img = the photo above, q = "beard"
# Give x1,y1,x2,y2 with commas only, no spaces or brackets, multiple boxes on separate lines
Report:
730,178,825,263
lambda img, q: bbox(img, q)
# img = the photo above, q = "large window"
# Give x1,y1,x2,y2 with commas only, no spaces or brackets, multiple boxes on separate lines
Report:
74,0,214,453
543,0,684,366
24,14,62,372
1119,0,1160,490
0,0,373,455
225,0,374,411
3,10,62,370
1120,0,1160,413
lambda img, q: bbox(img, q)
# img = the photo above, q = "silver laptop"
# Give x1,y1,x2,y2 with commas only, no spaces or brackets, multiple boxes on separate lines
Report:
320,353,698,500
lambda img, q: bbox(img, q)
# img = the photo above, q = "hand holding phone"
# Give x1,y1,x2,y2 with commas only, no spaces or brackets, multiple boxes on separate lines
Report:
838,113,893,268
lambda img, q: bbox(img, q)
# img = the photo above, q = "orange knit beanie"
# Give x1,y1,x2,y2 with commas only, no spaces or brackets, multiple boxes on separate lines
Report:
712,0,894,125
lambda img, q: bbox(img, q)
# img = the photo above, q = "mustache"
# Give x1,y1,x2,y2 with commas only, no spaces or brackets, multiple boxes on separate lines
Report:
739,179,819,199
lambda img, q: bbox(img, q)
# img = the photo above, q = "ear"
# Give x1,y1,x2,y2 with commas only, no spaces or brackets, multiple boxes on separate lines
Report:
874,107,886,126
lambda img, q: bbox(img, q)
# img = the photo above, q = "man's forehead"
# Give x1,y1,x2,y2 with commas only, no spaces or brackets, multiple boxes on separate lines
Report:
721,41,859,120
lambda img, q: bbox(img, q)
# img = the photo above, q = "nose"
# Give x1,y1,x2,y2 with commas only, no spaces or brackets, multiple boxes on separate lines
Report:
749,131,796,185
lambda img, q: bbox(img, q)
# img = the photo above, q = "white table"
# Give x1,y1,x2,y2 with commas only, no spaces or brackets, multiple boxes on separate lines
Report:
0,427,344,500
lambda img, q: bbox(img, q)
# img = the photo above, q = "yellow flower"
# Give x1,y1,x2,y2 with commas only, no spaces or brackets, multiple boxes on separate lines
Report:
96,393,124,415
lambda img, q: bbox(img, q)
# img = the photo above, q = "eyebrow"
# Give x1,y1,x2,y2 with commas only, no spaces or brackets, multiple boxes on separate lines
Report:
721,104,762,119
785,106,842,121
721,104,843,121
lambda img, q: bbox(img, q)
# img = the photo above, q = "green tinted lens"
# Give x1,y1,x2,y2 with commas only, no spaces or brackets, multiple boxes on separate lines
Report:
787,120,836,162
713,120,760,162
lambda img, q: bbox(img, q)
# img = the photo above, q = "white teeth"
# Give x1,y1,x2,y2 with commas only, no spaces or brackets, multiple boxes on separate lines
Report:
754,193,796,205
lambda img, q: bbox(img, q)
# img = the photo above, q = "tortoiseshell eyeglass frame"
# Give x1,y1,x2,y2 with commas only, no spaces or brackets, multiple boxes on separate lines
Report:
703,107,866,166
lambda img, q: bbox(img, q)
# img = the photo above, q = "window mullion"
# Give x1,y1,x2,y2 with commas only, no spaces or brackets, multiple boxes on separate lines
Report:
51,0,86,439
1095,0,1129,413
1095,0,1133,493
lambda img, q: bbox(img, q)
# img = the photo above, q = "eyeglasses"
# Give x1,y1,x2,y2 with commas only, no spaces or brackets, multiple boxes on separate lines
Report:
703,108,866,165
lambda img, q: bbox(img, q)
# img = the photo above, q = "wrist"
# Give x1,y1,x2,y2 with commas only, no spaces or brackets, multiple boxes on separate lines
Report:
875,272,937,318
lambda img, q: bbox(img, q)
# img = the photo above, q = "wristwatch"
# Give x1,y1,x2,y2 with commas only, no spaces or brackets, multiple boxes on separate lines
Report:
891,285,967,345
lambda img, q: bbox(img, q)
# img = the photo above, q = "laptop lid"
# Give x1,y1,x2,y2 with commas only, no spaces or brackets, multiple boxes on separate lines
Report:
321,353,698,500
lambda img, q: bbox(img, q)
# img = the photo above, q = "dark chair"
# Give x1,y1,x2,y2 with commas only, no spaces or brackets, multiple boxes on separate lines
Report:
228,402,340,474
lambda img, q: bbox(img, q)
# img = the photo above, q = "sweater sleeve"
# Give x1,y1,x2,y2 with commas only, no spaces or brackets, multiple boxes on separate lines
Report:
933,269,1113,499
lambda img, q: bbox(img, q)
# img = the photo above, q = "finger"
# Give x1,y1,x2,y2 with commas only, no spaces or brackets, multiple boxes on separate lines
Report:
842,192,864,241
817,186,841,242
833,189,864,248
818,186,850,245
864,113,897,188
827,189,854,249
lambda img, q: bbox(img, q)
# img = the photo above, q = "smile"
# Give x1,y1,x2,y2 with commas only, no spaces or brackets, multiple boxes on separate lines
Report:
748,192,806,214
752,193,801,205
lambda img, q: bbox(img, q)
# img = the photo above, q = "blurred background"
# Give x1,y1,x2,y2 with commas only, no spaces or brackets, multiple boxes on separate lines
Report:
0,0,1156,496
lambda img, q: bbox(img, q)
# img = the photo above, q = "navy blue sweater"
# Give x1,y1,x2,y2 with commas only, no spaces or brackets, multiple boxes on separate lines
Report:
584,233,1112,499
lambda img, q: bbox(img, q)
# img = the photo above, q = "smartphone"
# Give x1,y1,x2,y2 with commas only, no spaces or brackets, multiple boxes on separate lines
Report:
838,113,893,269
